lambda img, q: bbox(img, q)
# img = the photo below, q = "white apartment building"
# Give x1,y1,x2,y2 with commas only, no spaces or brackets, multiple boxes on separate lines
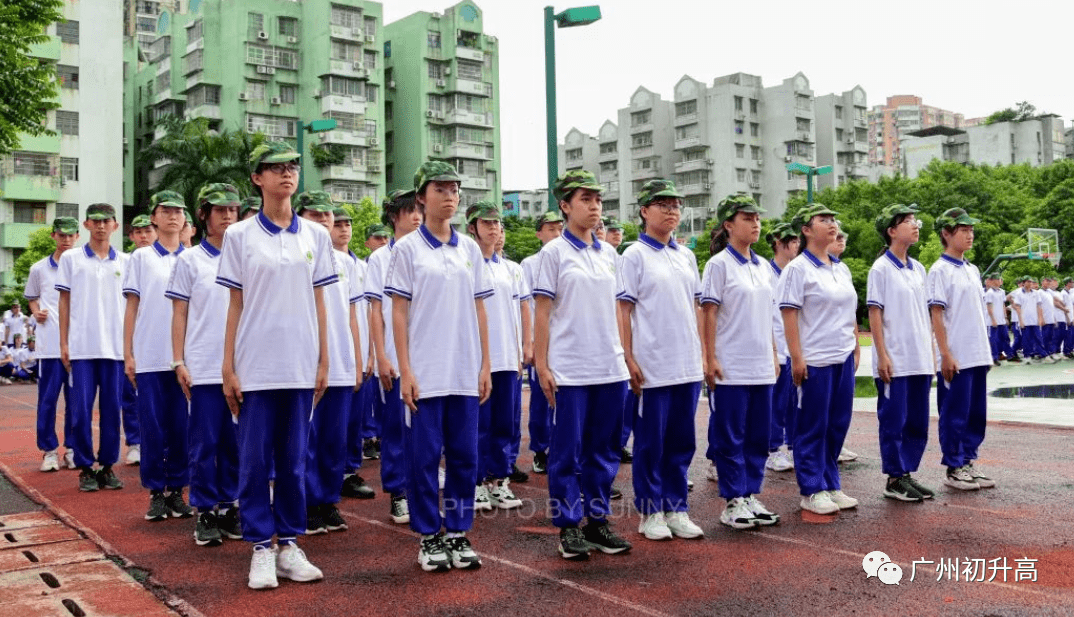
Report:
900,116,1067,179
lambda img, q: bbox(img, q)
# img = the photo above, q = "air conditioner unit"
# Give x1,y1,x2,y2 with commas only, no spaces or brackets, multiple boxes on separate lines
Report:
388,80,396,89
256,65,275,75
703,183,712,190
123,137,129,145
365,33,374,43
238,92,248,100
846,137,855,144
270,96,282,105
426,110,434,117
369,137,380,146
287,36,298,44
352,61,364,71
435,110,444,119
706,159,714,165
257,31,268,40
312,89,322,98
436,79,445,88
756,159,764,167
444,67,452,75
433,144,443,153
784,156,792,162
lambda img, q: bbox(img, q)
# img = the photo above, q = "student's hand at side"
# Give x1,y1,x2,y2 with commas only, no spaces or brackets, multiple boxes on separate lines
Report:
364,351,375,381
378,356,397,393
940,352,959,383
175,365,192,400
537,366,557,408
773,352,781,379
877,351,894,384
400,370,420,412
314,362,328,407
60,345,70,373
626,357,645,396
522,341,533,368
704,358,724,391
124,355,137,389
791,355,808,387
33,309,48,324
223,370,243,417
478,365,492,404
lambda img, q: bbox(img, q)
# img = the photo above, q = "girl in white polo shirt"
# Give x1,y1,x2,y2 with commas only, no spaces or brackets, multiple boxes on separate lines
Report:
618,179,704,541
867,204,935,502
928,208,995,491
218,141,335,590
496,232,531,484
533,170,632,560
386,161,492,573
166,183,242,547
701,194,780,530
776,203,860,515
764,223,799,474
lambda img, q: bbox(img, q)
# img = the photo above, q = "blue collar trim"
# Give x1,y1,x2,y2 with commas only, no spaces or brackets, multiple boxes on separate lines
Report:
348,250,359,263
418,224,458,248
199,239,220,257
638,233,677,250
726,245,759,265
257,209,299,235
884,250,911,270
940,253,965,267
562,228,602,251
152,240,184,257
485,253,500,263
48,255,59,268
83,244,117,260
769,259,782,276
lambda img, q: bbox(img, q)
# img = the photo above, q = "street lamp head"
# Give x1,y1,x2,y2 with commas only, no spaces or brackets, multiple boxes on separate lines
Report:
555,5,601,28
305,119,338,133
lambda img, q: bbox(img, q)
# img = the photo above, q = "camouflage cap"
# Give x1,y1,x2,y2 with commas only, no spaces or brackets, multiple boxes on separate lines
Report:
413,161,461,192
294,190,335,213
52,217,79,234
365,223,391,240
535,210,565,231
383,189,416,209
604,218,624,232
636,179,684,207
934,207,980,232
1061,277,1073,286
716,193,766,223
466,200,502,224
197,183,241,208
765,222,797,245
553,170,603,203
249,140,300,172
790,202,838,232
184,209,194,225
240,196,262,217
130,214,152,229
332,206,352,222
874,203,918,238
86,203,117,221
149,190,185,213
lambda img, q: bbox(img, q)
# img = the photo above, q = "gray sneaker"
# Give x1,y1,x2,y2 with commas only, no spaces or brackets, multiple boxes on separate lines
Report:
146,491,168,521
194,512,223,547
944,466,981,491
96,466,123,490
164,490,195,518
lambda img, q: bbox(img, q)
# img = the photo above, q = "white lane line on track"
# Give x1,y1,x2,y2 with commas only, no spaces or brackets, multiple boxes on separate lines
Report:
0,391,36,409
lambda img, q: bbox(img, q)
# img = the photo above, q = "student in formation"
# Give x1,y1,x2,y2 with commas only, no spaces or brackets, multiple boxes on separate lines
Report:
26,217,79,472
465,200,527,513
387,161,492,572
827,222,858,464
180,210,195,248
166,183,242,546
494,232,531,484
1044,277,1066,361
1007,277,1025,360
1062,277,1074,357
983,274,1013,364
57,203,128,493
764,223,799,474
520,211,564,474
776,203,860,515
928,208,995,491
128,215,156,248
701,194,781,529
604,216,637,466
292,192,363,536
124,190,193,521
363,192,422,521
218,141,335,589
12,335,37,381
617,179,705,540
1013,277,1045,363
357,224,392,461
239,196,261,221
866,204,936,502
533,170,632,560
121,215,154,466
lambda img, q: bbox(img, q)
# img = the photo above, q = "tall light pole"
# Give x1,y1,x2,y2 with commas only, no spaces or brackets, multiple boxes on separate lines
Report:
786,162,832,204
296,118,338,194
544,5,601,208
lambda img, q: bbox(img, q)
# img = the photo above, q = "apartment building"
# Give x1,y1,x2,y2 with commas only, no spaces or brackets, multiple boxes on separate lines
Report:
867,95,965,168
901,116,1068,178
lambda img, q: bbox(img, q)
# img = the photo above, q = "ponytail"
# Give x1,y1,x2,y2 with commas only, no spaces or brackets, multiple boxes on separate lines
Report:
709,222,730,256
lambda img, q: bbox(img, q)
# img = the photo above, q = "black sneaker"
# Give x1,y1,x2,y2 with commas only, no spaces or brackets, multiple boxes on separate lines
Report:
389,494,410,524
78,468,99,492
620,447,633,463
532,451,548,474
582,519,632,555
904,475,936,499
558,526,590,561
145,491,168,521
323,504,348,532
164,490,195,518
443,534,482,569
509,464,530,484
610,487,624,500
96,466,123,490
305,506,328,535
217,508,243,539
883,476,924,502
341,474,376,499
418,534,451,572
362,439,381,460
194,511,222,547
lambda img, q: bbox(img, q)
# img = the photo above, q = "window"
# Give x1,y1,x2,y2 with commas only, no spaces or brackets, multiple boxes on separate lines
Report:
57,20,79,44
364,83,377,103
566,148,582,162
631,110,651,126
364,50,377,69
427,94,443,112
751,146,761,160
331,40,360,62
247,81,266,101
330,5,362,29
453,94,485,113
324,181,364,202
364,16,376,38
327,111,359,131
183,49,203,74
796,118,811,132
248,12,264,38
735,144,745,158
631,132,652,147
749,99,758,114
278,17,298,37
795,95,812,113
734,96,743,111
674,125,698,140
247,44,297,69
427,62,443,79
385,133,393,154
457,59,482,81
56,111,78,135
13,202,47,224
187,85,220,107
60,158,78,182
321,76,362,97
275,48,297,69
362,120,377,138
278,85,296,104
55,203,78,219
451,126,487,143
736,168,746,182
734,120,744,134
600,161,617,172
675,100,697,117
599,142,616,155
427,31,441,48
246,114,296,138
57,65,78,89
155,70,170,93
750,122,759,137
835,105,843,120
836,128,844,141
188,19,203,43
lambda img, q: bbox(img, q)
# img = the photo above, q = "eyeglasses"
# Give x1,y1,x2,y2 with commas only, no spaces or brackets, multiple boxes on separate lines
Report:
262,162,301,175
901,217,923,229
645,202,682,213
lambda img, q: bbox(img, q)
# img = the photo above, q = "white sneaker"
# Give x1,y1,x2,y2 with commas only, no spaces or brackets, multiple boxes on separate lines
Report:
473,484,493,511
828,490,858,510
248,546,279,590
638,512,673,540
40,450,60,472
63,450,76,469
125,444,141,466
743,496,780,526
720,497,757,529
765,450,793,472
837,447,858,463
944,465,981,491
705,461,718,482
800,491,839,515
438,467,446,490
488,479,522,509
965,463,996,489
275,543,323,582
664,511,704,539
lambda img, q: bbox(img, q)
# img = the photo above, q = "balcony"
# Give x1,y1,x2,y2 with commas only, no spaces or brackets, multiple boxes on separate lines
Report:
679,182,710,196
329,60,370,80
184,72,206,92
0,174,60,202
186,103,221,121
29,37,60,61
674,136,701,150
329,25,364,41
321,164,374,183
443,108,493,127
674,113,698,126
17,132,61,154
629,122,653,134
674,159,710,173
630,145,653,158
598,148,617,162
153,89,173,105
853,140,868,153
0,222,47,249
796,131,813,143
456,47,484,62
444,142,492,160
599,171,618,183
459,173,488,190
320,93,366,116
632,165,662,181
319,130,368,148
449,77,493,97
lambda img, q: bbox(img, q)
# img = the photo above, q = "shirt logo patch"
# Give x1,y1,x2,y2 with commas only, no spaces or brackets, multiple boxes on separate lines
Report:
306,250,314,264
115,270,122,277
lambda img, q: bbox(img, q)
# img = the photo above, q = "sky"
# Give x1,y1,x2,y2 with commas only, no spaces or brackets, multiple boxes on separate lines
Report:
382,0,1071,190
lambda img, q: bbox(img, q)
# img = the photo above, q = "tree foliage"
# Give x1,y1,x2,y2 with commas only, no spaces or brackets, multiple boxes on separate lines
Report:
0,0,63,156
983,101,1038,125
340,197,381,259
5,226,58,306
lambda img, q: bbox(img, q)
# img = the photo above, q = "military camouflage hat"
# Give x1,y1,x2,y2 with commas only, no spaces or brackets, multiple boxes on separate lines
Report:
383,189,416,209
1061,277,1073,286
184,209,194,225
332,206,352,222
240,196,262,217
413,161,461,192
535,210,565,231
716,193,766,223
466,200,502,224
365,223,391,240
197,183,241,208
381,189,417,227
765,222,797,245
874,203,918,238
130,214,152,229
934,207,980,232
86,203,117,221
790,202,838,232
553,170,603,203
603,217,624,232
52,217,79,234
149,190,185,213
636,179,684,207
295,190,335,213
249,140,300,173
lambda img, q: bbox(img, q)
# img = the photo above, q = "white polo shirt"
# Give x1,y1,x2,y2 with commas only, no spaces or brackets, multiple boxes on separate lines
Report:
1064,288,1074,321
532,229,628,387
866,250,933,379
505,257,529,366
3,312,27,346
123,241,184,374
768,260,789,363
776,250,857,368
926,254,992,370
1039,289,1056,325
15,346,36,369
618,233,703,388
24,255,62,359
55,244,127,361
983,287,1006,326
700,246,775,386
1014,287,1040,326
322,248,359,387
483,254,526,373
216,211,338,392
520,253,540,335
165,240,229,386
349,253,371,363
384,225,492,398
1008,289,1022,325
365,242,397,368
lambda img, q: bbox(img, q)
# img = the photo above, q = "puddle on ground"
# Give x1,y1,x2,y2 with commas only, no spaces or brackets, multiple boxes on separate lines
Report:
991,384,1074,399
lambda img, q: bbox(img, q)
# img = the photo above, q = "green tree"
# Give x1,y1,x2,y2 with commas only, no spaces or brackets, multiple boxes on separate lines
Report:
5,226,57,302
0,0,63,156
340,197,381,259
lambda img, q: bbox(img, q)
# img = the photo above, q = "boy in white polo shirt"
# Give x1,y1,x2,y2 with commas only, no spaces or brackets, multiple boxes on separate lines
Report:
1007,277,1025,360
1014,277,1044,363
928,208,995,491
1062,278,1074,357
26,217,79,472
764,223,798,474
57,203,127,493
984,274,1014,364
123,190,193,521
120,215,153,466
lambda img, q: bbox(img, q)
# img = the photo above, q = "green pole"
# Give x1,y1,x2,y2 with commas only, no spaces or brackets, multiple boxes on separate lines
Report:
544,6,557,212
806,169,813,204
296,120,305,195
